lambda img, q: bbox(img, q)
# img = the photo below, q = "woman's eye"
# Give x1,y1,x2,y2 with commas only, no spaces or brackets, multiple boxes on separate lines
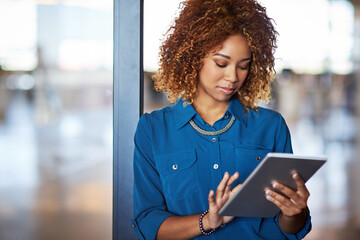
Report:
216,63,226,68
238,65,249,70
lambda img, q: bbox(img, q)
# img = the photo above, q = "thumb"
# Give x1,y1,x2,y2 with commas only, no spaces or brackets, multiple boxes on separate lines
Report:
208,190,216,210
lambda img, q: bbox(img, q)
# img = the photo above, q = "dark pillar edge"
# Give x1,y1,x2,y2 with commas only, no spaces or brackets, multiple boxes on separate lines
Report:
113,0,143,239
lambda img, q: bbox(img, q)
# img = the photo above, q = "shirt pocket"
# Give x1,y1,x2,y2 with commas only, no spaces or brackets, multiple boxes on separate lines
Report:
155,149,199,201
235,145,272,182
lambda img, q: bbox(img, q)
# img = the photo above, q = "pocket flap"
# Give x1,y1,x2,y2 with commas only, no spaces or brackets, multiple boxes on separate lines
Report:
235,145,271,162
234,145,272,182
156,150,196,176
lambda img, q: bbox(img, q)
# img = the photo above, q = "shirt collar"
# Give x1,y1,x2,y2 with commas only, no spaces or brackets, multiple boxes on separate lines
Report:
174,99,197,129
227,97,248,127
174,97,248,129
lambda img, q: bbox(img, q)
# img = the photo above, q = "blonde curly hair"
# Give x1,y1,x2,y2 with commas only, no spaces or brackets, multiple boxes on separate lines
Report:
153,0,278,109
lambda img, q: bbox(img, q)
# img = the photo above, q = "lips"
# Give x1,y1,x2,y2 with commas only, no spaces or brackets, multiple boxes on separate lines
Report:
218,87,235,95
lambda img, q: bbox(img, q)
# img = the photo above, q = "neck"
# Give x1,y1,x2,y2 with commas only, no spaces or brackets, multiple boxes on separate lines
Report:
192,96,230,126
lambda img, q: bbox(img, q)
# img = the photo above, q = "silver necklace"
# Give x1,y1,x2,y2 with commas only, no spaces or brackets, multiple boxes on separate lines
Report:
189,116,236,136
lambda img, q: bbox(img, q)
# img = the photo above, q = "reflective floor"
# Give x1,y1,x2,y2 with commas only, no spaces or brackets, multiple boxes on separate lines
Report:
0,90,112,240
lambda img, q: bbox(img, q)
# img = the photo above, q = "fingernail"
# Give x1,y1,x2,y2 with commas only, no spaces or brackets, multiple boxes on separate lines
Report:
293,173,299,179
273,182,280,189
266,195,272,201
266,190,272,195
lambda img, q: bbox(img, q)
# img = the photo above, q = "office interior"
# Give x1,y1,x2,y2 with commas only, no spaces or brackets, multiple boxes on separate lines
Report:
1,0,360,239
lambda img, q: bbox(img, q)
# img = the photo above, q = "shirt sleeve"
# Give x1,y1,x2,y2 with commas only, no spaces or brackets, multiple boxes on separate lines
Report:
132,114,175,240
273,209,312,240
273,114,312,239
274,114,293,154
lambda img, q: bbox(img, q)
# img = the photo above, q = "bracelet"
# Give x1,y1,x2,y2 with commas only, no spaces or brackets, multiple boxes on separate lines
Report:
199,210,216,236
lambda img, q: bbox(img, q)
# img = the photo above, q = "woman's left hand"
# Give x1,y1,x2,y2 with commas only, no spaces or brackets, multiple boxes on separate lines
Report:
264,171,309,217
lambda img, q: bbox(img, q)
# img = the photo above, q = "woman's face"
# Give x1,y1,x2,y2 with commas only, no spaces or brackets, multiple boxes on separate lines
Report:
196,34,251,104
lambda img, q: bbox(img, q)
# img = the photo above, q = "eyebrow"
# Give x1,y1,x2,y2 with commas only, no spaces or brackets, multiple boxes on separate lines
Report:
214,53,251,62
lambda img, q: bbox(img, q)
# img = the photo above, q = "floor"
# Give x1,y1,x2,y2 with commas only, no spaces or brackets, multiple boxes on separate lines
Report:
0,90,112,240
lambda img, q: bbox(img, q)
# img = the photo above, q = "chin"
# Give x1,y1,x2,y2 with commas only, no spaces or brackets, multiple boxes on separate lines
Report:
213,95,233,103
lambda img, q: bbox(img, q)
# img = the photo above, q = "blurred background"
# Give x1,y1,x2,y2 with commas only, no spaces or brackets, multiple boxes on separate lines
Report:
0,0,113,239
0,0,360,239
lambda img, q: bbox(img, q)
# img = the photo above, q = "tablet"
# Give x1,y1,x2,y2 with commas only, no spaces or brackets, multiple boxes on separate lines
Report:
218,153,326,218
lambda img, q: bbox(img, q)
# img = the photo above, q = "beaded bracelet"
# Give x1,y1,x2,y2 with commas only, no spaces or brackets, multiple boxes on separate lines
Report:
199,210,216,236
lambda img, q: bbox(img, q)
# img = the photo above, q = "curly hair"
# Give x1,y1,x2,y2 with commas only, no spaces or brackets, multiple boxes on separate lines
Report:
153,0,278,109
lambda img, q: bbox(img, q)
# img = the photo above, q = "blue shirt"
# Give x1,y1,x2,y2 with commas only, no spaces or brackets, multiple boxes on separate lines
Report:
132,97,311,240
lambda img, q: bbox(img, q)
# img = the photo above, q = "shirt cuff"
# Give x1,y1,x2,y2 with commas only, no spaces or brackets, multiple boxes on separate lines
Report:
132,210,175,240
275,209,312,240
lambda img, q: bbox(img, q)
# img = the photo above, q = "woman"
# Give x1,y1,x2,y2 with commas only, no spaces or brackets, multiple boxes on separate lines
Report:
132,0,312,239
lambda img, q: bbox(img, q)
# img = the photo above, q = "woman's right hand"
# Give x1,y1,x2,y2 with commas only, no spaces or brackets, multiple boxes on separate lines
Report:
156,172,242,239
204,172,242,229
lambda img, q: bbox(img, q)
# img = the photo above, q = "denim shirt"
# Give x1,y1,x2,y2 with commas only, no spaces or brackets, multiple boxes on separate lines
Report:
132,97,311,240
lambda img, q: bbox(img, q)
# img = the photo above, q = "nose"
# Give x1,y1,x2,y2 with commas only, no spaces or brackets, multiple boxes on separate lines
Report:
225,65,238,83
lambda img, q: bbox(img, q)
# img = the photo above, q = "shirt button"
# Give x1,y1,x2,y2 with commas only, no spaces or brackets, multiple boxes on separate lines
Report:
213,164,219,169
224,114,229,119
256,156,261,161
172,164,178,170
211,138,217,143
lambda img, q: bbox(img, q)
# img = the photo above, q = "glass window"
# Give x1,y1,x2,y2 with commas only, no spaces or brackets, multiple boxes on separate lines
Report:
0,1,113,239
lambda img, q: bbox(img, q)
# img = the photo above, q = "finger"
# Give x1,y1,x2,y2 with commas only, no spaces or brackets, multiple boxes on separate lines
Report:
265,194,294,216
208,190,217,210
292,172,310,198
271,181,306,207
231,183,242,194
265,189,303,216
225,172,239,193
216,172,230,199
265,191,288,210
265,188,292,209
